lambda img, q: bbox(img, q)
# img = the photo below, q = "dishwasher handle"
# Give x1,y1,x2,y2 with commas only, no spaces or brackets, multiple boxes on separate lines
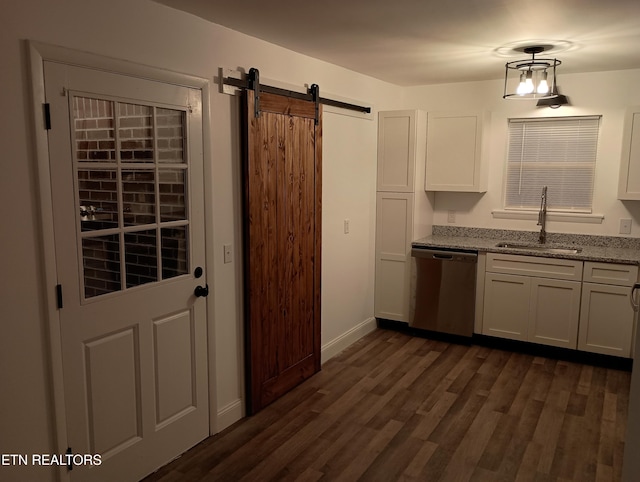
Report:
411,247,477,262
433,253,454,260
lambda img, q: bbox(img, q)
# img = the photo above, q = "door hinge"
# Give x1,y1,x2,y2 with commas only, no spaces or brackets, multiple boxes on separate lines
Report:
66,447,73,471
56,284,63,309
43,103,51,130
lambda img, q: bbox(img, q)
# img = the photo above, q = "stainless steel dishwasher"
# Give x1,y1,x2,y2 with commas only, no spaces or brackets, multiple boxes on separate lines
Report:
409,247,477,337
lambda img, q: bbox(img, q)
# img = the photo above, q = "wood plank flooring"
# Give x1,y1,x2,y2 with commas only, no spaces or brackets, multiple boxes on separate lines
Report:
143,328,631,482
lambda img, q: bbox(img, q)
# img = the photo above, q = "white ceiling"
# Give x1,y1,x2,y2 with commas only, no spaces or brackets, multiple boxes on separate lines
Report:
154,0,640,86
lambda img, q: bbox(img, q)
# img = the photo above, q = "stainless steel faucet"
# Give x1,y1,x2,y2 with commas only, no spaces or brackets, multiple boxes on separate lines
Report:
537,186,548,244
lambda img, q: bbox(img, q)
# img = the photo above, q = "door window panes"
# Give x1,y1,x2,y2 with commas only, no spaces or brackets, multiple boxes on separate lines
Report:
159,169,186,222
78,169,119,231
74,97,115,162
161,227,188,279
122,170,156,226
82,235,121,298
157,108,185,164
119,103,154,162
73,95,190,299
125,230,158,288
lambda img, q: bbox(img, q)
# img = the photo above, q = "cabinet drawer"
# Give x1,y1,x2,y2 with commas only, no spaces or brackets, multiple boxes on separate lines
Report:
583,262,638,287
486,252,583,281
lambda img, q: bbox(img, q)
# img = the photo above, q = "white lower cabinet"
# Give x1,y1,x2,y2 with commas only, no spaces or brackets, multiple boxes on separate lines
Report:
482,253,582,349
481,255,638,358
374,190,433,322
578,262,639,358
483,272,581,348
483,273,530,341
374,192,413,321
529,277,581,348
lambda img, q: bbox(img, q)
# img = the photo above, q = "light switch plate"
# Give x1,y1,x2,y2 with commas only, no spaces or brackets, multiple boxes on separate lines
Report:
448,210,456,223
223,244,233,263
344,219,350,234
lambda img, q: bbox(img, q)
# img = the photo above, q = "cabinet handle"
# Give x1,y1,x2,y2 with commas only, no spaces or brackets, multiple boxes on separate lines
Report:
630,283,640,311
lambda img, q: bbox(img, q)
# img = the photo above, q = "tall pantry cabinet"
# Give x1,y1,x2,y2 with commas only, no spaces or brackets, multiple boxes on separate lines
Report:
374,110,434,322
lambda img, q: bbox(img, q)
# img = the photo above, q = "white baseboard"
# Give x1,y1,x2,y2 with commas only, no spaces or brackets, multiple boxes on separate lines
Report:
321,317,377,364
215,398,243,433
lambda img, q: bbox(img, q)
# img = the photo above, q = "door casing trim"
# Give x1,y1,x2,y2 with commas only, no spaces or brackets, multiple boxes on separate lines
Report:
27,41,216,481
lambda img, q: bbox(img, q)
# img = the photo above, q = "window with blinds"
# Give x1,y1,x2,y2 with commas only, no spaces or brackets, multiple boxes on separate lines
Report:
505,116,601,213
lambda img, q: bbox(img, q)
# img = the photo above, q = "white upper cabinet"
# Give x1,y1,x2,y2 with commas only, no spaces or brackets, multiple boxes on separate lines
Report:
618,107,640,200
425,111,489,193
376,110,426,193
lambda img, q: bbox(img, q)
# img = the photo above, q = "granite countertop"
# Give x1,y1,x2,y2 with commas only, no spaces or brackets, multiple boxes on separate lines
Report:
413,227,640,265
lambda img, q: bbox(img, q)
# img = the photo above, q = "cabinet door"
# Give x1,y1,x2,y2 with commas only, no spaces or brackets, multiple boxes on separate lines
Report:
374,192,414,321
529,278,581,349
377,111,416,192
618,107,640,200
425,111,488,193
482,272,530,341
579,283,635,357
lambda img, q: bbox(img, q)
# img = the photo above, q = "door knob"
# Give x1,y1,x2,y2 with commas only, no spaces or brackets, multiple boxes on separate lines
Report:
194,284,209,298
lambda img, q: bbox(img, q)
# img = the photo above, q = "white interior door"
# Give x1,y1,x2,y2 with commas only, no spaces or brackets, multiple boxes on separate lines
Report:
44,61,209,482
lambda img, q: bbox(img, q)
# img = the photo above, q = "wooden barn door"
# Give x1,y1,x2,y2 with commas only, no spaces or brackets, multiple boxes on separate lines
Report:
244,91,322,414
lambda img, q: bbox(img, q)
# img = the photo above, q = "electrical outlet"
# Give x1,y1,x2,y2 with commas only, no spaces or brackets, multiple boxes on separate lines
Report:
447,210,456,223
344,219,350,234
620,218,632,235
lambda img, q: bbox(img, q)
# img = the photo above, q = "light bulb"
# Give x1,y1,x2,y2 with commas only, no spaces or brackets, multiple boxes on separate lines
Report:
537,71,549,94
524,71,534,94
517,72,528,95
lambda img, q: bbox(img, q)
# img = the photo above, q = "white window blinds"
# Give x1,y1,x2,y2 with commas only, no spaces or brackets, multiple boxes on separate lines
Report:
505,116,600,213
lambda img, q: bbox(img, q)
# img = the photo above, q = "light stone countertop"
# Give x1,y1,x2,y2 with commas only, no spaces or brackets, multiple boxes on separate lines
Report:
413,227,640,266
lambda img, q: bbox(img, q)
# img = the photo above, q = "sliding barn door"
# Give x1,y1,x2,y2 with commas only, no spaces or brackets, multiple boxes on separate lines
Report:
244,91,322,414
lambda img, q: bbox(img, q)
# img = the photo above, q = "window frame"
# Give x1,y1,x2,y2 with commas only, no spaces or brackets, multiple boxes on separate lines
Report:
502,115,601,215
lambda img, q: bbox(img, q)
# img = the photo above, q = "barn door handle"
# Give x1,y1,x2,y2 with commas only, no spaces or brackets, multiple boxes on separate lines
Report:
194,284,209,298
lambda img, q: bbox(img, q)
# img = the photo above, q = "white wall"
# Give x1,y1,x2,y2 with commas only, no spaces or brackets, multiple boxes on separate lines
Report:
404,69,640,236
0,1,400,480
321,111,378,352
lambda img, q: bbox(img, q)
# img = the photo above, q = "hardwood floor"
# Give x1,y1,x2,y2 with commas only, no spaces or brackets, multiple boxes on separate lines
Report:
143,328,631,482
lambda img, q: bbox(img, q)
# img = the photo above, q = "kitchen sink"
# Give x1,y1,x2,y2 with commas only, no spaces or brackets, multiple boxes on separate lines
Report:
495,242,582,254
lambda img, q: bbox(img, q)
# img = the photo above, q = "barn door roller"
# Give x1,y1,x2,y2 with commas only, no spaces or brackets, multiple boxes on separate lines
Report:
248,68,261,119
223,68,371,124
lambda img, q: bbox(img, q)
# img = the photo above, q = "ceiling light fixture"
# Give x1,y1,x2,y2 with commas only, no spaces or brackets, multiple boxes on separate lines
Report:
536,72,569,108
503,46,561,100
536,88,569,108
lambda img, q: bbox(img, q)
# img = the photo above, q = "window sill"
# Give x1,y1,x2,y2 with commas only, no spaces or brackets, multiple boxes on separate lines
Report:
492,209,604,224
